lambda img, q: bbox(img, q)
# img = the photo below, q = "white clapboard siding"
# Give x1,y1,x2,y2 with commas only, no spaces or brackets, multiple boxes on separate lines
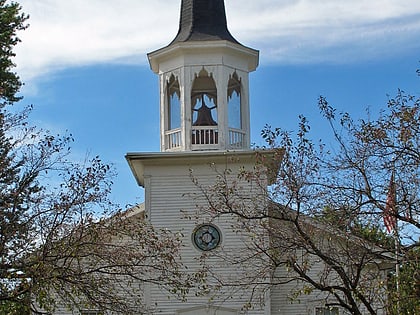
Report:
270,251,386,315
270,265,336,315
143,155,270,315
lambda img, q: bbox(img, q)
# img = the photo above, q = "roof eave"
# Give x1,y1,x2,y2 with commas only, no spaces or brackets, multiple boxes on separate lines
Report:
147,40,259,74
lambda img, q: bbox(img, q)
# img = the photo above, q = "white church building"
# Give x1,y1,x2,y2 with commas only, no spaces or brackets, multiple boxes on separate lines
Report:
126,0,268,312
47,1,390,314
125,1,383,315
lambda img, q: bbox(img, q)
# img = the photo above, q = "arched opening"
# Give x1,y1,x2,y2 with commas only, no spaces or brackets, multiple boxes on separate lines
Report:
191,69,218,145
166,75,181,149
227,72,241,129
227,72,244,148
167,75,181,130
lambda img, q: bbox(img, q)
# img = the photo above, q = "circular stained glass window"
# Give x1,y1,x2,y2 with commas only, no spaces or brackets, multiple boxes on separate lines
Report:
192,224,221,251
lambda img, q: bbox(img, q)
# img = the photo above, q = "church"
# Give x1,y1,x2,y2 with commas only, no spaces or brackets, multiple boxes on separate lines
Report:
44,1,390,314
124,1,391,315
126,0,268,312
124,0,388,314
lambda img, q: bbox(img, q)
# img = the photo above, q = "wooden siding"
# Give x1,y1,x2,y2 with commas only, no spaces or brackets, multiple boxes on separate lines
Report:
145,160,269,314
51,152,387,314
270,255,386,315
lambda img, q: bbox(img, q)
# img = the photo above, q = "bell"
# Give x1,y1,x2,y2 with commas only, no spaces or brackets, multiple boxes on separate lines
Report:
193,94,217,126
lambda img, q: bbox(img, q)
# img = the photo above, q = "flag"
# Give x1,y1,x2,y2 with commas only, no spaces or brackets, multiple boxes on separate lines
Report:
383,172,397,233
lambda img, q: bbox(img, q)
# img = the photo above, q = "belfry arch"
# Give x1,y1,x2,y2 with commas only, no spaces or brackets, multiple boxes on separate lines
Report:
227,72,244,148
167,74,181,130
165,74,182,149
191,69,218,146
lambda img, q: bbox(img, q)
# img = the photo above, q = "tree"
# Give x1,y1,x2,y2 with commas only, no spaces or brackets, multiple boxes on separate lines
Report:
191,70,420,314
0,0,27,107
0,2,190,314
388,247,420,315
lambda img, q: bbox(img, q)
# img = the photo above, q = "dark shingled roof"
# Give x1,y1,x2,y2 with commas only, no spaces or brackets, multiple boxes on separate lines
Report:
169,0,240,45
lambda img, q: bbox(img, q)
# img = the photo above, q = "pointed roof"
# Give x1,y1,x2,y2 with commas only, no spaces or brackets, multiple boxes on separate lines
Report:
170,0,240,45
148,0,259,74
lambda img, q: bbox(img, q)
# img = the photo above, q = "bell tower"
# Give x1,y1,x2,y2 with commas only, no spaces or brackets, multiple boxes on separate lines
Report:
126,2,272,314
148,0,259,152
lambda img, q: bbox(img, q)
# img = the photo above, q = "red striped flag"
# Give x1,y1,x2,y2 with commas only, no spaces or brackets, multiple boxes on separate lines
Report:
384,172,397,233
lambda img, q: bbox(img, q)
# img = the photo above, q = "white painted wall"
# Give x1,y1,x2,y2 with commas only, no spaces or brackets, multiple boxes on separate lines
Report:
140,152,269,315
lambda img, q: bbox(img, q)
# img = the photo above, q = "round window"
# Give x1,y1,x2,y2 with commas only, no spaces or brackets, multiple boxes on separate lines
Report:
192,224,221,251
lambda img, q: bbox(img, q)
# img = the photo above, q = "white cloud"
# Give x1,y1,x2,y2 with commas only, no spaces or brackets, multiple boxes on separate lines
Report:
226,0,420,63
14,0,420,82
15,0,179,80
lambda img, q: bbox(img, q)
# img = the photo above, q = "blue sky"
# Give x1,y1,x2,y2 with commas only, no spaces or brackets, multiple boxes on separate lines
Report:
13,0,420,207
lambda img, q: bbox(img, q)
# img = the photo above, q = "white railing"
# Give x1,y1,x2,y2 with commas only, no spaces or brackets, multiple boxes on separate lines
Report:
165,128,182,150
166,127,245,150
229,128,245,149
191,126,219,146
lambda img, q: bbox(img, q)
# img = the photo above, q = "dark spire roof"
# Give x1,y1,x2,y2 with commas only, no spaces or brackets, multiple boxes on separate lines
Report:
170,0,240,45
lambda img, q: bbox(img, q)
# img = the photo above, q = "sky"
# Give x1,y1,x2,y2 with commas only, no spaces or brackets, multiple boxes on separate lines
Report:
12,0,420,208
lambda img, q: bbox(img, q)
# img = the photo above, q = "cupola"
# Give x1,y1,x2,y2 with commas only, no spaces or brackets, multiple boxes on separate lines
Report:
148,0,259,152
